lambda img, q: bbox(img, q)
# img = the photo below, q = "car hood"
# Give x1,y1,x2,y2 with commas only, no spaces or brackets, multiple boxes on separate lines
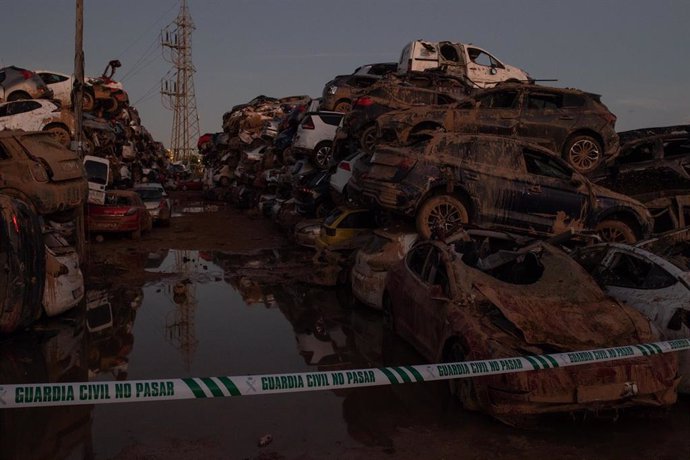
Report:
459,245,656,351
17,134,85,181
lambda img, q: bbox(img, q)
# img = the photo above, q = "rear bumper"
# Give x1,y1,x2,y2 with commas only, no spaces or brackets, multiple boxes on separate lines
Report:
87,216,140,233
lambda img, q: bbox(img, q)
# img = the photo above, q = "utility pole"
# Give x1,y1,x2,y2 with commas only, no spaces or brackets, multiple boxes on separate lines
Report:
161,0,200,165
74,0,87,261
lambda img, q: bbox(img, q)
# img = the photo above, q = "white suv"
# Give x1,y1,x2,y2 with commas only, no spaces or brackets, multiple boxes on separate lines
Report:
292,111,344,169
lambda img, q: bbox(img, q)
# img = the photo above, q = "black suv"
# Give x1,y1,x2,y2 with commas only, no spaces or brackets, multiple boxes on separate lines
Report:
348,133,652,243
376,84,619,175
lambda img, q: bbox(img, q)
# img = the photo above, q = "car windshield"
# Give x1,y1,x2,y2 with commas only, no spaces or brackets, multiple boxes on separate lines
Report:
135,189,163,201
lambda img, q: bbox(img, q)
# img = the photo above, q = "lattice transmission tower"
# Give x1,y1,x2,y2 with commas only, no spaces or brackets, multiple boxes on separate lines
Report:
161,0,200,163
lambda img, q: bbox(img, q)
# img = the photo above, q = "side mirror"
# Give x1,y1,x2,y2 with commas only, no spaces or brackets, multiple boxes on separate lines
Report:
490,67,498,75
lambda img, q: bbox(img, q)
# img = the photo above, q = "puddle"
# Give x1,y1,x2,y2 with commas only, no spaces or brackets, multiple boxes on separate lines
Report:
2,249,690,459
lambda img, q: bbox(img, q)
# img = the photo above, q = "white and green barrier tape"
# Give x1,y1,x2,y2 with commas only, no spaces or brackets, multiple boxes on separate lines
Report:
2,338,688,409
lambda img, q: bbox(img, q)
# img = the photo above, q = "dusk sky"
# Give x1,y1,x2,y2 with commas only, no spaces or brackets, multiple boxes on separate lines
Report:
1,0,688,147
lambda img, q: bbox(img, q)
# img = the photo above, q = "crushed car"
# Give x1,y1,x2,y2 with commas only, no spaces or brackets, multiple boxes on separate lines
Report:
321,62,398,112
0,98,75,147
571,228,690,393
348,133,652,243
43,231,84,317
383,234,679,419
0,66,53,102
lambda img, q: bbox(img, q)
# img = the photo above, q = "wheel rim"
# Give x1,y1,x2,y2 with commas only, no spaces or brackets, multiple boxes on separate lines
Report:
315,145,332,168
49,129,70,146
428,203,467,237
361,129,377,153
598,226,628,243
568,139,600,172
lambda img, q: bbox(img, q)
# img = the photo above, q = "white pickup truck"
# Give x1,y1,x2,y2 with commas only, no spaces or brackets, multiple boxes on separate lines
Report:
398,40,531,88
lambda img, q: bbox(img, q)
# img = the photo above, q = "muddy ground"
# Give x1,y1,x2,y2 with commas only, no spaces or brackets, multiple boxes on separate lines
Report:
2,192,689,460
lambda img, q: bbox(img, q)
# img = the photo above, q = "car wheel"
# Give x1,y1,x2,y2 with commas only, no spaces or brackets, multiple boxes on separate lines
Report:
44,125,71,147
333,101,351,113
360,125,377,154
313,141,333,170
416,194,469,240
595,219,637,244
82,90,95,111
443,341,481,411
382,293,395,332
563,135,603,174
7,91,30,101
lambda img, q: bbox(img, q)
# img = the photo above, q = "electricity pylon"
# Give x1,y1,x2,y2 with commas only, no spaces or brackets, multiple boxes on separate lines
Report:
161,0,200,163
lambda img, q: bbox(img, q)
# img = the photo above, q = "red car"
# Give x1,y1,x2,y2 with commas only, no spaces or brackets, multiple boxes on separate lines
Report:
87,190,152,239
383,236,678,419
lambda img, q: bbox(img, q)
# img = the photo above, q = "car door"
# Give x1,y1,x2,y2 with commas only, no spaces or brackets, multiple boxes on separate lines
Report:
473,89,521,136
510,148,589,234
464,46,510,87
3,100,43,131
414,245,453,359
395,244,432,347
518,89,576,152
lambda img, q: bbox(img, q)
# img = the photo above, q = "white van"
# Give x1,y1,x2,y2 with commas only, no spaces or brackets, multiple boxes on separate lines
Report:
83,155,110,205
398,40,530,88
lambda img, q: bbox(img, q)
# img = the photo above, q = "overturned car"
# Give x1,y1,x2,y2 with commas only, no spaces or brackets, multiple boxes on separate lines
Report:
383,234,679,419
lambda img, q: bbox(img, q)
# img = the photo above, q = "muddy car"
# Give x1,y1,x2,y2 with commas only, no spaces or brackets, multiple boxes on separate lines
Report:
384,237,679,418
43,231,84,317
0,99,75,147
336,81,462,154
571,230,690,393
376,84,619,175
0,195,45,334
0,131,87,219
321,62,398,112
349,134,652,243
0,66,53,102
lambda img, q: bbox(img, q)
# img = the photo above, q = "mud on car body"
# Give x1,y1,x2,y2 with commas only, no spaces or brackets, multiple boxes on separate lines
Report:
0,131,87,219
0,195,45,334
383,236,679,418
376,83,619,175
348,133,652,243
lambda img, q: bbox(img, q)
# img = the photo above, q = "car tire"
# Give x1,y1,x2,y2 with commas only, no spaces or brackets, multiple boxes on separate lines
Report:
563,135,603,175
333,101,351,113
7,91,30,101
312,141,333,170
443,341,481,411
44,124,71,147
416,194,469,240
82,90,95,111
595,219,637,244
360,125,377,154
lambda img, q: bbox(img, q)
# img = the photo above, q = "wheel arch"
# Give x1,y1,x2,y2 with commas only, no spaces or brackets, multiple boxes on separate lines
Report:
594,208,646,238
416,184,477,222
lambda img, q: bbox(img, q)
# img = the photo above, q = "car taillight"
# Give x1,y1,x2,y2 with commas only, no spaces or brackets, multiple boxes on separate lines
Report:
12,215,19,233
124,208,138,216
21,70,33,80
355,97,374,107
339,162,351,172
302,116,315,130
30,162,49,182
601,112,617,127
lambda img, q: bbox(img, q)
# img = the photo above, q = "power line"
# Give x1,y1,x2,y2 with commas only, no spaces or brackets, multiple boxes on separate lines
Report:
115,1,179,60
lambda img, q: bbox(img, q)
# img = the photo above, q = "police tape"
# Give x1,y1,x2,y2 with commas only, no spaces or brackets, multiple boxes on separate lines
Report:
1,338,688,409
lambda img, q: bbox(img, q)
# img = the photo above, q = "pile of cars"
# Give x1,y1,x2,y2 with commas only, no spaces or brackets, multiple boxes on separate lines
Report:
200,38,690,420
0,60,171,333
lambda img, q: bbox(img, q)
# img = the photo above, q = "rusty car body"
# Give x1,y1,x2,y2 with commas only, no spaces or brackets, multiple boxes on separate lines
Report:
383,236,679,418
375,83,619,175
321,62,398,112
571,228,690,393
348,133,653,243
0,195,45,334
0,131,87,219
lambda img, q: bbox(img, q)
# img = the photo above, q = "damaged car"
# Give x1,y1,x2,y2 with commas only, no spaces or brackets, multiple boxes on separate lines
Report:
0,66,53,102
571,229,690,393
0,195,45,334
349,134,652,243
0,99,75,147
321,62,398,112
87,190,152,240
43,231,84,317
376,84,619,175
0,131,87,220
383,235,679,419
292,111,344,169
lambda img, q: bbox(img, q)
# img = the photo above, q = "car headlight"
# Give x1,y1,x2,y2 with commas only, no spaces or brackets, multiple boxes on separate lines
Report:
328,85,338,95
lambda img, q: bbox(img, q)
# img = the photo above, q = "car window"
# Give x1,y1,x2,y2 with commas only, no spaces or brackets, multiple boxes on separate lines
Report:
0,72,5,83
601,252,677,289
663,138,690,158
339,211,375,229
476,91,518,109
523,149,573,180
39,73,69,84
0,142,10,160
407,245,431,278
525,93,562,110
320,113,343,126
9,100,41,115
467,47,503,68
0,105,9,118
